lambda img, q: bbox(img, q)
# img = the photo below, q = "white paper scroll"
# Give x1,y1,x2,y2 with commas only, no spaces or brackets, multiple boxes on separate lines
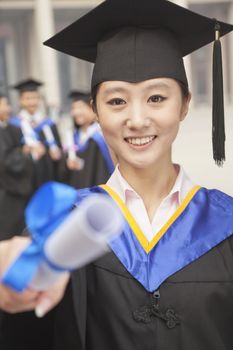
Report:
42,124,58,150
21,119,40,147
30,194,123,290
65,129,77,160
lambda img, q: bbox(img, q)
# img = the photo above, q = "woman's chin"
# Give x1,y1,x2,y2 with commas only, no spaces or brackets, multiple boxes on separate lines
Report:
121,157,158,171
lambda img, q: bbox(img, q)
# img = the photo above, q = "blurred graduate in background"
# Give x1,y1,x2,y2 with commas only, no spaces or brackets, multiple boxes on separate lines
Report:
0,94,33,240
64,90,115,188
10,79,65,188
0,81,66,349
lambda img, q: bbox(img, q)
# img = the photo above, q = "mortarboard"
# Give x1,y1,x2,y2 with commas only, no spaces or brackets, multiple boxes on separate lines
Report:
44,0,233,165
12,79,43,93
68,90,91,104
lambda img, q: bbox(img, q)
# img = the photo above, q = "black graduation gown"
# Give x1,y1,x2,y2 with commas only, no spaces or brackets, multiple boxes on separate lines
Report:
0,123,59,350
0,309,57,350
68,138,110,189
0,124,33,239
54,233,233,350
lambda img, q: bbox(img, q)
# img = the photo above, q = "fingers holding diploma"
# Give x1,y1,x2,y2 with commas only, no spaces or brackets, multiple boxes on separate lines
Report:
35,272,70,318
30,193,123,291
0,237,38,313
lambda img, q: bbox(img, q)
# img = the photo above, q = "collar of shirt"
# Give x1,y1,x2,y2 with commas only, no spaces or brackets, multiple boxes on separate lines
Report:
107,164,194,206
19,109,44,126
106,164,194,241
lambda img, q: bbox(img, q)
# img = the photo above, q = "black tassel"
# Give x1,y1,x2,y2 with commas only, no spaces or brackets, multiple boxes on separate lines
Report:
212,21,225,166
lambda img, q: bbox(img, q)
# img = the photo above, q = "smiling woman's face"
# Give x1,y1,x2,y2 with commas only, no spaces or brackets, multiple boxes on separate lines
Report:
96,78,191,171
71,100,96,128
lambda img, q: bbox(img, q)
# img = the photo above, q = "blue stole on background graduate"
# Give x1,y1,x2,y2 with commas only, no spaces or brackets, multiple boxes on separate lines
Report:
9,116,58,148
34,118,59,148
9,116,22,129
33,117,54,133
74,129,114,174
9,116,39,144
2,183,233,292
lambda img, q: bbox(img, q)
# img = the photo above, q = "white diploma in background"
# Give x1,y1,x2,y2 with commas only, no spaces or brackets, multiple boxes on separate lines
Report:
30,194,123,290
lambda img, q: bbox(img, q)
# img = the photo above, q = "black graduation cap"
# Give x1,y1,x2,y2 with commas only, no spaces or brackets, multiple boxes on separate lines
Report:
12,79,43,93
44,0,233,165
68,90,91,103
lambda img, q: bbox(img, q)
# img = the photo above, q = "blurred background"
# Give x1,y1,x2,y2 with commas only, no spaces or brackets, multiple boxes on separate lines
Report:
0,0,233,193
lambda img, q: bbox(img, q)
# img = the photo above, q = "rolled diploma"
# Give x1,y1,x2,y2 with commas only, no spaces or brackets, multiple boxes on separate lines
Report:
21,120,39,147
42,124,57,149
65,129,77,160
30,194,123,290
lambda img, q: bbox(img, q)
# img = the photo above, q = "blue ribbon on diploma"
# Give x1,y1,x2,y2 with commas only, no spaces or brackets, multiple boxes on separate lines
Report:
1,182,77,292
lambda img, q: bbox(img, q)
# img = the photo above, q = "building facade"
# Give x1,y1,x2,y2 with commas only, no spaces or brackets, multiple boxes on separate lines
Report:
0,0,233,111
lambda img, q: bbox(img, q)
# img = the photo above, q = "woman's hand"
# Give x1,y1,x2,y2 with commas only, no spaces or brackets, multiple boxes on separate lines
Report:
35,272,70,317
66,157,84,171
0,237,38,313
49,146,62,161
22,144,32,155
32,143,46,160
0,237,70,316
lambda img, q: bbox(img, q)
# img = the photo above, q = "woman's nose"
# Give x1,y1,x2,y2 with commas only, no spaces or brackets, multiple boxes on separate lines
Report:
126,109,151,129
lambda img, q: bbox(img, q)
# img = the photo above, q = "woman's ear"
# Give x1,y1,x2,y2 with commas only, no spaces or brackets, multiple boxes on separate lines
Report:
180,92,192,121
90,99,95,113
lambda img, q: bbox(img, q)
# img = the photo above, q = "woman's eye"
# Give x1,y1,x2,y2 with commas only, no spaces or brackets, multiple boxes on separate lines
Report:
148,95,165,103
107,98,126,106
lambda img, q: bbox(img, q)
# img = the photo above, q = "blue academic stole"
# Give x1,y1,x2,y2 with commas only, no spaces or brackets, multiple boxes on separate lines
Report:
74,129,114,174
9,116,57,147
33,117,54,133
76,185,233,292
9,116,22,129
34,118,58,148
9,116,39,144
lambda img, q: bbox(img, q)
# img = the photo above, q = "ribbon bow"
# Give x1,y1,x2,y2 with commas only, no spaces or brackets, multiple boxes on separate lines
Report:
1,181,77,292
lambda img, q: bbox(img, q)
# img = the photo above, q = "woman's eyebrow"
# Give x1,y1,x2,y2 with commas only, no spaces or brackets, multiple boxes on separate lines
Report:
103,87,128,96
102,82,171,96
144,82,171,91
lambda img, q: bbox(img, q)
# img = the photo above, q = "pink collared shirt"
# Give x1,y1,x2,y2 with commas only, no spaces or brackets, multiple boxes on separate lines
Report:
107,165,194,241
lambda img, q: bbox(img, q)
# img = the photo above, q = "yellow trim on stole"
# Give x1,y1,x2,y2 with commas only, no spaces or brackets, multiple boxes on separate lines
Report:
99,184,201,254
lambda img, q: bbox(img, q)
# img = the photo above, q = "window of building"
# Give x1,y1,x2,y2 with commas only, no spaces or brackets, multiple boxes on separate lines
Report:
54,7,93,113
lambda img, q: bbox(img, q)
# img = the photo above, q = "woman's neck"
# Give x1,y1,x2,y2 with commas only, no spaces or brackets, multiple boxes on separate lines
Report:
80,124,89,133
119,156,178,222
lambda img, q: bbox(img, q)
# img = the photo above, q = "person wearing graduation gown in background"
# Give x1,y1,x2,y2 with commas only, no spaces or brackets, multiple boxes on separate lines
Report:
1,1,233,350
64,90,115,188
0,94,33,240
10,79,65,189
0,85,60,350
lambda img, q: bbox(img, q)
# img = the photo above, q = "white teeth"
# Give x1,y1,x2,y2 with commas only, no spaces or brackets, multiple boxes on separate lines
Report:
126,136,155,146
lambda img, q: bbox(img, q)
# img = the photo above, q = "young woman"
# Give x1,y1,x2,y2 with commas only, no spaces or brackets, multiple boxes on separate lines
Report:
1,1,233,349
65,90,114,188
